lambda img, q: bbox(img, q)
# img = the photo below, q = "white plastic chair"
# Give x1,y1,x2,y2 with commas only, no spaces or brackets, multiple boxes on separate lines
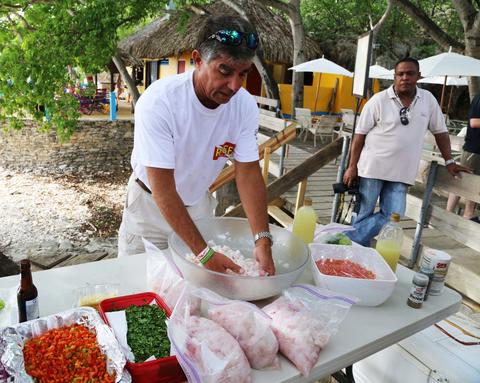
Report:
295,108,336,147
340,108,355,135
311,115,337,146
294,107,312,141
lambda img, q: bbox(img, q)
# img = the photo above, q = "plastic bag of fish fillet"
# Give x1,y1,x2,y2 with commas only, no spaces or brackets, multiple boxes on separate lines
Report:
263,284,358,376
167,285,252,383
194,287,280,370
144,238,186,311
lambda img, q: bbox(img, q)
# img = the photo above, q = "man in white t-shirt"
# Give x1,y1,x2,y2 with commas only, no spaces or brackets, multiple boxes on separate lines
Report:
118,16,275,275
343,57,470,247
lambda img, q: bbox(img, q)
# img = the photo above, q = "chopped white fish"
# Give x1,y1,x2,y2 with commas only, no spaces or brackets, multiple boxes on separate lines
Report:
187,242,264,276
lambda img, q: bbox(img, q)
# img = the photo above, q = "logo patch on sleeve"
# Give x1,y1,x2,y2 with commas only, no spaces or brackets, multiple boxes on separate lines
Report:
213,142,236,160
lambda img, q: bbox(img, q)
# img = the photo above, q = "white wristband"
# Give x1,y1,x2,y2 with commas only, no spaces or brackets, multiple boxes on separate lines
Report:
445,159,455,166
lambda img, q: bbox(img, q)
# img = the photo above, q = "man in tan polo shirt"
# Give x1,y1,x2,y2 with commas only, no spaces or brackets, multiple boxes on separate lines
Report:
343,57,471,246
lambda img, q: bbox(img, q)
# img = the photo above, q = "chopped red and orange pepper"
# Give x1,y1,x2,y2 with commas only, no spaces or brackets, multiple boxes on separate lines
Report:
23,324,115,383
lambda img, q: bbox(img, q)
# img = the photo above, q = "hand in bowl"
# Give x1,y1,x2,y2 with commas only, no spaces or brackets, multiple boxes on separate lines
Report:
254,242,275,276
204,252,242,274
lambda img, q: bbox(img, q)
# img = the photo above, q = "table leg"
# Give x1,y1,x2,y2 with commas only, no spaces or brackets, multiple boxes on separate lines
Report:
331,365,356,383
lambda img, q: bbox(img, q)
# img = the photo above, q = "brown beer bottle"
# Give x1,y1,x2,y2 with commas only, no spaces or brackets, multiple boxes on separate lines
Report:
17,259,39,322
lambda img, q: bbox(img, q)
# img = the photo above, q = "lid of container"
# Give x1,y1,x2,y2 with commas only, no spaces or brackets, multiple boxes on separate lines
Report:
424,248,451,261
413,272,429,285
390,212,400,222
304,198,312,206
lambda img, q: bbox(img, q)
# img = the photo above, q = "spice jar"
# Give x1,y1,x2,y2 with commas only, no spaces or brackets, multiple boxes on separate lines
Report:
418,266,434,301
407,273,429,309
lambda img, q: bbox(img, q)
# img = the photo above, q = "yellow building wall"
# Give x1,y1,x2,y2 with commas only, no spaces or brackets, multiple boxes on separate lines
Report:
143,52,196,85
279,73,380,116
142,56,380,113
272,64,285,84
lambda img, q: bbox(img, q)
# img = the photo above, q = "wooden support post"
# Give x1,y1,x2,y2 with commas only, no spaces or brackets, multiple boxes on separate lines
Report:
263,147,271,184
295,178,308,214
409,161,438,268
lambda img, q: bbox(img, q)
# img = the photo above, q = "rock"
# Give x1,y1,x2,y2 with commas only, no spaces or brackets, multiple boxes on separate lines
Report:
58,239,73,251
39,240,59,253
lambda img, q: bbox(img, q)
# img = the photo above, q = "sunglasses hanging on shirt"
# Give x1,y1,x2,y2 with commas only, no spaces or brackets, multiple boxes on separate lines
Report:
393,87,418,126
206,29,259,49
399,107,409,125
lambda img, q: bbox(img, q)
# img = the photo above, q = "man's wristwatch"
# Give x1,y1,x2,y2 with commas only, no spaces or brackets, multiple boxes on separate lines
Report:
445,159,456,166
254,231,273,246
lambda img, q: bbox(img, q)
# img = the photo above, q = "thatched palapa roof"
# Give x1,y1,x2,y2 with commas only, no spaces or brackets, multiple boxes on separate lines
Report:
119,1,321,66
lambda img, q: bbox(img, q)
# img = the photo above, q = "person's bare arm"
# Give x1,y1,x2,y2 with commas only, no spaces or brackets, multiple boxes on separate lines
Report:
433,132,472,178
343,134,366,187
470,118,480,128
235,160,275,275
146,167,240,273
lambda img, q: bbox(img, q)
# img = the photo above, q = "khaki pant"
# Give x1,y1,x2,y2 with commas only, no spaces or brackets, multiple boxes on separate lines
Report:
118,174,217,256
460,150,480,175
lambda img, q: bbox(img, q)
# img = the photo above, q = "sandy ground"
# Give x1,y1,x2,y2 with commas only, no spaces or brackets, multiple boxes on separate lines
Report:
0,167,128,262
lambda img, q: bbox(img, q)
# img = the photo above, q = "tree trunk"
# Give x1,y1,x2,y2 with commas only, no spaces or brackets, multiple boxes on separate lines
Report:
112,52,140,105
253,54,280,101
288,0,305,116
259,0,306,117
221,0,280,102
464,30,480,99
393,0,480,100
453,0,480,99
392,0,464,51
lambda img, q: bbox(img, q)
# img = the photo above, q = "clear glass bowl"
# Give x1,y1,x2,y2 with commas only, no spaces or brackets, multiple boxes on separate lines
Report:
168,217,310,301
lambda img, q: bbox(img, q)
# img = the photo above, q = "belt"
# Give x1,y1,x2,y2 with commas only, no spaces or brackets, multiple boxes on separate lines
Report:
134,177,193,207
135,178,151,194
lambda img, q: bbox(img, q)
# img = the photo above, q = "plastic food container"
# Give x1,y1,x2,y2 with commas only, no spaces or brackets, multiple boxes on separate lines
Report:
99,292,185,383
76,283,119,310
168,217,310,301
310,244,398,306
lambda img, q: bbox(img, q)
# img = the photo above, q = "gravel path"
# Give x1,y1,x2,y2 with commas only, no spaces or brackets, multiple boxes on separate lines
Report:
0,167,127,262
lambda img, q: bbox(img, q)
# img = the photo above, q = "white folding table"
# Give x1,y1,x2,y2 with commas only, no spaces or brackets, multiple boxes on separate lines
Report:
0,254,461,382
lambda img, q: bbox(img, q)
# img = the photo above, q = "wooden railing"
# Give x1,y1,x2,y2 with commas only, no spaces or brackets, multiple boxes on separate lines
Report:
407,158,480,266
224,138,343,217
210,96,343,226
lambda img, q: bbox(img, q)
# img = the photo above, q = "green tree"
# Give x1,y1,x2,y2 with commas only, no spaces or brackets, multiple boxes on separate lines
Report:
302,0,463,67
0,0,166,140
392,0,480,98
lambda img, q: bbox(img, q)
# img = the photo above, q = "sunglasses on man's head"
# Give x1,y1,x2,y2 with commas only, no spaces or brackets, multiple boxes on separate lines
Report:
399,107,409,125
206,29,259,49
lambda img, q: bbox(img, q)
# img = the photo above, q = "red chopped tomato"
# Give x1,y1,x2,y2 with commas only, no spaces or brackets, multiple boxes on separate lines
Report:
316,259,376,279
23,324,115,383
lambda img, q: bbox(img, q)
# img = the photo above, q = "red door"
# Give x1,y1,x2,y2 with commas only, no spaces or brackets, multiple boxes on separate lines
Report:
246,65,262,96
177,60,186,74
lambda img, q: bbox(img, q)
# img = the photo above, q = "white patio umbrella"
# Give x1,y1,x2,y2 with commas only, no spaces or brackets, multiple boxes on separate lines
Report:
369,64,393,80
418,47,480,109
418,76,468,115
418,75,468,86
289,55,353,111
419,49,480,77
